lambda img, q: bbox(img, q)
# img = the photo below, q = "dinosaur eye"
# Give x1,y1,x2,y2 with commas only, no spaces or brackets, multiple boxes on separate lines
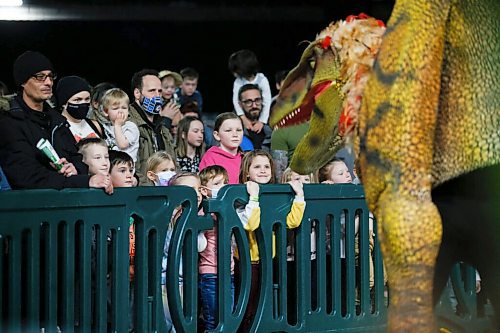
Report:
308,57,316,69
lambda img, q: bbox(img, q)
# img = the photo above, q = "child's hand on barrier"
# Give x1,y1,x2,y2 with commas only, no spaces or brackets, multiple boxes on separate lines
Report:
246,181,260,198
288,179,304,197
89,174,114,194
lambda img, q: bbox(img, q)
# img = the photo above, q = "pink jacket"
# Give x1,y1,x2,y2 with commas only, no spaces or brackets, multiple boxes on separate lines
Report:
199,146,242,184
199,214,235,275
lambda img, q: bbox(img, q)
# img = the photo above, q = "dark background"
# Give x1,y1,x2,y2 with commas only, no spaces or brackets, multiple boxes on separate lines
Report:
0,0,394,116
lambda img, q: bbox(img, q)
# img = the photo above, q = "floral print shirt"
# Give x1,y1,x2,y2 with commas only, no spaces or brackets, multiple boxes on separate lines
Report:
177,154,201,173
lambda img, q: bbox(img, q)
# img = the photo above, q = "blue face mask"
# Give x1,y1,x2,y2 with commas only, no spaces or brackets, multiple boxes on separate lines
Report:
141,96,163,114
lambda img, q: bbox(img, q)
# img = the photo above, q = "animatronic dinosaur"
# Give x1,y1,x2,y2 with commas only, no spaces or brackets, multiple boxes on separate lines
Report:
270,1,499,331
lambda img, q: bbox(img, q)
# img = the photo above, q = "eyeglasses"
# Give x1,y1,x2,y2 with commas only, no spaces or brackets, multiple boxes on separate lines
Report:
31,73,57,82
241,98,263,107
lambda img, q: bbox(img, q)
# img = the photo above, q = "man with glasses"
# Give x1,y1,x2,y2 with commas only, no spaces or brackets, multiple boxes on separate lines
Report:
238,84,272,151
0,51,111,192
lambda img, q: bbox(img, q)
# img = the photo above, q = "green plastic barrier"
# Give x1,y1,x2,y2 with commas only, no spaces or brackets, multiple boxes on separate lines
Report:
0,184,494,332
0,186,195,333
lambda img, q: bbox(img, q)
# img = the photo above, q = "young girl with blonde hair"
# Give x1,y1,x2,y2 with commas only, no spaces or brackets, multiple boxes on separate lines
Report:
146,150,177,186
281,167,317,184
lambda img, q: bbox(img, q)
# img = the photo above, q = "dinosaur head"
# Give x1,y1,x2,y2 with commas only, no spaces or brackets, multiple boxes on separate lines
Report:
270,14,385,174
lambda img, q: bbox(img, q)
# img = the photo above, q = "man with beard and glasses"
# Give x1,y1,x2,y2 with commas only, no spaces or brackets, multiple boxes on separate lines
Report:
0,51,111,192
128,69,176,185
238,84,272,152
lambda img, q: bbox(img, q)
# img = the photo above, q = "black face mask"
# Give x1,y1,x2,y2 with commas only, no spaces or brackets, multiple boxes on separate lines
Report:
66,102,90,120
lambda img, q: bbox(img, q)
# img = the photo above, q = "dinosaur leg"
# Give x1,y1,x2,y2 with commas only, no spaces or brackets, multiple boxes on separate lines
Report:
359,0,452,331
374,191,442,332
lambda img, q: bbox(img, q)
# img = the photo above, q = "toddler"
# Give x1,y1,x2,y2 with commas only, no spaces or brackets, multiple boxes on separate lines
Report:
228,49,272,128
98,88,140,162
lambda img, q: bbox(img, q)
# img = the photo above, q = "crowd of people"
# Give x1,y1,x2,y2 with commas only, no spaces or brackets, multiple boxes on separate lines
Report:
0,50,375,332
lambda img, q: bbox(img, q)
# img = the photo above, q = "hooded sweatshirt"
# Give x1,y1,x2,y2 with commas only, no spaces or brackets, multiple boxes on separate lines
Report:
199,146,242,184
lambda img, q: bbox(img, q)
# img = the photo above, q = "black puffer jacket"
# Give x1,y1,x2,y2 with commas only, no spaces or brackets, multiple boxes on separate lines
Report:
0,95,90,189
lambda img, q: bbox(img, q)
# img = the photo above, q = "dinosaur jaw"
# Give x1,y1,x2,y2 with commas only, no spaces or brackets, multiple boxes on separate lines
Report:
272,80,333,130
288,81,346,174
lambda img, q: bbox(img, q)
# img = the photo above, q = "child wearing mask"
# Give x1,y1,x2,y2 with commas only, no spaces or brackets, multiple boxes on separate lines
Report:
95,88,140,163
146,151,177,186
162,172,207,332
198,165,234,330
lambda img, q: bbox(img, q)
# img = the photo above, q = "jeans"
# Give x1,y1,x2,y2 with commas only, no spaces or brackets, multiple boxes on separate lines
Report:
199,274,235,330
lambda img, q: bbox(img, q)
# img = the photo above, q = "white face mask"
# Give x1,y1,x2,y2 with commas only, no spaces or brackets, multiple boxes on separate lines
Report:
156,171,176,186
210,188,219,198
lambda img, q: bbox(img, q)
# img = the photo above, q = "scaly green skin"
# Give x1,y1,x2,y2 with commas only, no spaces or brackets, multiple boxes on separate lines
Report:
270,1,500,331
270,41,344,173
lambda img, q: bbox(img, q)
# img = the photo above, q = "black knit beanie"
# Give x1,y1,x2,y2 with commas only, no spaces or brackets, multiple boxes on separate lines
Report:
56,76,91,108
13,51,54,86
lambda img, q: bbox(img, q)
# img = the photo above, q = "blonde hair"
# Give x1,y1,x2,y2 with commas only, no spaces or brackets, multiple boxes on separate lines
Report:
318,158,345,182
101,88,130,111
77,137,108,159
239,150,275,184
281,167,317,183
168,172,201,228
199,165,229,186
146,151,177,173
